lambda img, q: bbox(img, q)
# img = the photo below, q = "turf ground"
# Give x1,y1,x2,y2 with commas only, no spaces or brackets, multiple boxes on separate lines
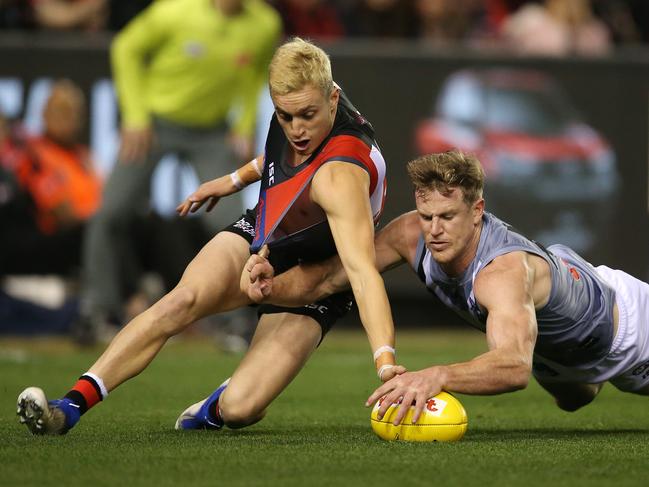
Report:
1,328,648,487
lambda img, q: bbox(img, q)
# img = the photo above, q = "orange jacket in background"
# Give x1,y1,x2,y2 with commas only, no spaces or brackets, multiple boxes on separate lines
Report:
17,136,102,234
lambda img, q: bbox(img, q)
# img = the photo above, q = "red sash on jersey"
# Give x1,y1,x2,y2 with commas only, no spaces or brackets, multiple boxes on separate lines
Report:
251,134,378,252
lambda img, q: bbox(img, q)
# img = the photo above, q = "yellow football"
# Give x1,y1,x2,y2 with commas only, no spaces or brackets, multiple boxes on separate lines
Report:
370,391,468,442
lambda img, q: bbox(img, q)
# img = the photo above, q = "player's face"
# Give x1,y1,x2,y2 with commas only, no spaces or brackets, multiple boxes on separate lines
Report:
415,187,484,275
273,84,339,161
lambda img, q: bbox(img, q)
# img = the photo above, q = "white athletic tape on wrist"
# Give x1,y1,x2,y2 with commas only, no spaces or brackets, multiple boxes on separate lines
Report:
84,372,109,399
373,345,396,361
378,364,395,381
230,171,244,190
251,158,262,177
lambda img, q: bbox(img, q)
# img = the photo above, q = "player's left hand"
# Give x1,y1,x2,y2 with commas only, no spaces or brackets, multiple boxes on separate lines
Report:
366,367,447,426
241,246,273,302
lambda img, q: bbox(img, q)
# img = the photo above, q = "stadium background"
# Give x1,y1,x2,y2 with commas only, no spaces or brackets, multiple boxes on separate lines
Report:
3,32,647,329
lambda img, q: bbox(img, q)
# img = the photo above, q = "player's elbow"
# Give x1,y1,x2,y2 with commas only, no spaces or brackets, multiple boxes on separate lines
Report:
507,360,532,391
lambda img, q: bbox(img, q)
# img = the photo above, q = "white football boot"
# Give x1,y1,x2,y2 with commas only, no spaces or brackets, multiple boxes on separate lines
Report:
17,387,68,435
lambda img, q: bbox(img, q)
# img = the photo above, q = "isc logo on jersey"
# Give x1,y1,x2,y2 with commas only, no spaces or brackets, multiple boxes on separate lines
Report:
370,391,468,442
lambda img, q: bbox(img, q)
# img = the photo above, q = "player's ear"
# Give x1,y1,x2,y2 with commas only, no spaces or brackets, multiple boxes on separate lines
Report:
329,88,339,111
473,198,485,222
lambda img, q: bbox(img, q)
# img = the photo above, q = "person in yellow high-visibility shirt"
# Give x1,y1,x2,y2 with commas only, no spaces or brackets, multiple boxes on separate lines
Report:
78,0,281,339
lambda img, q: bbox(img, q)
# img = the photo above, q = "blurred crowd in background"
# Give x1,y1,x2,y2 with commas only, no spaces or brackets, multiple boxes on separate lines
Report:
0,0,648,52
1,0,648,344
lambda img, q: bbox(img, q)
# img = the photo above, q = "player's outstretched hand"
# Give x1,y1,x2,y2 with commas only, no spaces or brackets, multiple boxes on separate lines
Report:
241,246,273,303
176,176,232,216
366,367,445,426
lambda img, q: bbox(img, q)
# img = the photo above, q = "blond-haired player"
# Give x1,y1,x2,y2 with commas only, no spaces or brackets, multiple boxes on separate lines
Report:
17,38,402,434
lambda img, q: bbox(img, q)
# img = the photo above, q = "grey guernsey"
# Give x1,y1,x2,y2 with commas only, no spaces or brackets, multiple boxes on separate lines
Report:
413,212,616,369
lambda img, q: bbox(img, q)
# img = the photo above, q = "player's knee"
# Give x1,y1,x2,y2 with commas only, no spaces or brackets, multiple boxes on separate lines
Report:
219,391,266,428
555,390,597,412
150,286,198,336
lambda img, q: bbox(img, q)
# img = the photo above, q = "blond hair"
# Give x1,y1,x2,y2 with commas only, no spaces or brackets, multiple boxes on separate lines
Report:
406,150,485,205
269,37,333,98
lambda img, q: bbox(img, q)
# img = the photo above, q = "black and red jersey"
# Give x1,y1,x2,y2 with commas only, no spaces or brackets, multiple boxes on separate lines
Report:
251,89,387,273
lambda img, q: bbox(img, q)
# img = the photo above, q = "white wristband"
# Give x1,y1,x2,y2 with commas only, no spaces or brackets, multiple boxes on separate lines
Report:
378,364,395,381
230,170,244,190
251,157,262,177
373,345,396,361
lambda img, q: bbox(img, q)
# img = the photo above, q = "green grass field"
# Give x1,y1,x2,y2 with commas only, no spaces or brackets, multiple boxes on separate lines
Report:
1,328,648,487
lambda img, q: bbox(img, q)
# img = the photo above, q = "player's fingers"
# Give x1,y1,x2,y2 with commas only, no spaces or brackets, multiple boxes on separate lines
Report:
393,392,415,426
189,199,206,213
365,383,392,407
246,255,265,274
260,281,272,297
378,393,401,420
206,197,219,212
259,245,270,259
251,262,274,282
411,393,427,424
176,201,189,216
393,365,407,375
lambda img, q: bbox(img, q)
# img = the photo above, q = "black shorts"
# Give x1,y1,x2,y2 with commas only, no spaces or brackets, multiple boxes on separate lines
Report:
223,210,354,337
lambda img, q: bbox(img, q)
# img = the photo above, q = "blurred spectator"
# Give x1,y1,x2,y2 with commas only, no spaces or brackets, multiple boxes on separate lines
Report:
76,0,281,340
502,0,612,56
0,79,102,276
271,0,344,39
483,0,530,33
414,0,494,45
32,0,108,31
344,0,418,38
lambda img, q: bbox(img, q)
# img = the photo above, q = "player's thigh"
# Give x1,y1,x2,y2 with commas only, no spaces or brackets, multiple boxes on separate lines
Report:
536,378,603,411
174,230,252,317
220,313,322,417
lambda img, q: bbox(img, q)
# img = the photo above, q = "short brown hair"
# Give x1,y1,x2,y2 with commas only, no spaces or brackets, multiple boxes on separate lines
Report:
406,150,484,204
269,37,333,98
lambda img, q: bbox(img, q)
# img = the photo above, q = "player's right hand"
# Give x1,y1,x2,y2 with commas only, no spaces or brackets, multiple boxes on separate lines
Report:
241,246,273,303
176,176,233,216
118,127,153,164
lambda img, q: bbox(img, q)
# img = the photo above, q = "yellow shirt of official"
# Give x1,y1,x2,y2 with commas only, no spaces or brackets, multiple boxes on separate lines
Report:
111,0,281,135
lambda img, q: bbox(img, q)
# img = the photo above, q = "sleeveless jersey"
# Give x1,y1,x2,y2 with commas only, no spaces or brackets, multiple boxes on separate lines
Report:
251,89,387,273
412,212,616,367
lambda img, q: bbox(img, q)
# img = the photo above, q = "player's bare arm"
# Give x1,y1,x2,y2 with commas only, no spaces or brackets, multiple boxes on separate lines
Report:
310,161,399,380
176,154,264,216
242,210,419,305
367,251,538,425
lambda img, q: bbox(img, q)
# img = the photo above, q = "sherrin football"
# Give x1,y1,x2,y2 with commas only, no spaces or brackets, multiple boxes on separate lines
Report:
370,391,468,442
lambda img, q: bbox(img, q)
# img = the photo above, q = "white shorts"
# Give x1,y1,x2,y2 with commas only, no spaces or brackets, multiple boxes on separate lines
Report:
532,265,649,392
